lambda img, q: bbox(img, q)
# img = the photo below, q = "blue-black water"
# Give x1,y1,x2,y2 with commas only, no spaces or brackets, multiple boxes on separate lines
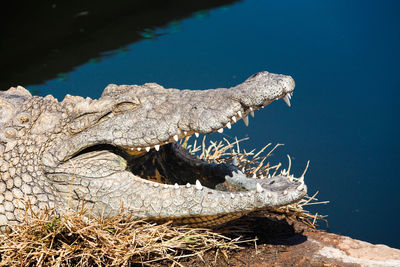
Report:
9,0,400,248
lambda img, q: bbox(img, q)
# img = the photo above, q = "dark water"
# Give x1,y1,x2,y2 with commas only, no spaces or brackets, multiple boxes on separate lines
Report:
2,0,400,248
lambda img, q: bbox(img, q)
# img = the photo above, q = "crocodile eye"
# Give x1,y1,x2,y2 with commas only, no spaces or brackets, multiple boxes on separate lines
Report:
113,102,140,113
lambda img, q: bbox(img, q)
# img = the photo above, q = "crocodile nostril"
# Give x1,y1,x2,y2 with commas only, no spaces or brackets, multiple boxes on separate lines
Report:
269,181,275,185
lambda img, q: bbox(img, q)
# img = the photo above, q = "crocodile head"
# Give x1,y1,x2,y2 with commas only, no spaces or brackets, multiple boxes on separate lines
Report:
0,71,306,227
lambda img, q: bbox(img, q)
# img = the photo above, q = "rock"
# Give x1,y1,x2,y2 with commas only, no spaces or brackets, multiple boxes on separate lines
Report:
187,212,400,266
267,230,400,267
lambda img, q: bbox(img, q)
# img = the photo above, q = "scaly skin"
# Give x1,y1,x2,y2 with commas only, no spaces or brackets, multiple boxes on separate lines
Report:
0,71,306,227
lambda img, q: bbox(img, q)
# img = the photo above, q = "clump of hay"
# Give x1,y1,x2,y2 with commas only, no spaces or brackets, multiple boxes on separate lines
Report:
0,207,249,266
0,137,327,266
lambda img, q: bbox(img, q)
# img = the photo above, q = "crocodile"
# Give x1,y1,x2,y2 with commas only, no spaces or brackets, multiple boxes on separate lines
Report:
0,71,307,228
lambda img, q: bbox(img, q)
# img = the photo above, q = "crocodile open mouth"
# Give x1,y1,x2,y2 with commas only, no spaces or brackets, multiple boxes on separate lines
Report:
45,71,306,226
117,93,294,190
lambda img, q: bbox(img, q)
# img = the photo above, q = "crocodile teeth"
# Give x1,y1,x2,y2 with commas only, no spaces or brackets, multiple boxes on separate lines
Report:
252,173,257,178
256,183,263,193
217,128,224,133
186,183,191,188
232,116,237,122
195,180,203,190
268,174,271,178
145,147,150,152
260,174,264,179
226,122,231,129
154,144,160,151
243,115,249,127
249,107,255,118
195,132,199,138
298,176,305,183
163,184,169,189
183,131,187,135
174,183,179,189
173,135,179,142
237,111,242,118
153,182,159,188
297,184,304,191
232,157,238,167
137,147,142,151
283,94,291,107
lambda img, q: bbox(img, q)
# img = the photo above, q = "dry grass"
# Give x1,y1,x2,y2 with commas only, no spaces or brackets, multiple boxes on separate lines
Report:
0,207,250,266
0,137,327,266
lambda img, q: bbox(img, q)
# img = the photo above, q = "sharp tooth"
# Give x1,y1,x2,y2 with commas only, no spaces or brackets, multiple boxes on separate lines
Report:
287,94,292,99
237,111,242,117
217,128,224,133
186,183,191,188
163,184,169,189
195,180,203,190
283,190,288,196
298,176,305,183
260,174,264,179
154,144,160,151
256,183,263,193
268,174,271,178
174,183,179,189
243,116,249,127
137,147,142,151
252,173,257,178
297,184,304,191
249,107,255,118
226,122,231,129
283,94,291,107
195,132,199,138
145,147,150,152
184,131,187,135
173,135,179,142
153,183,159,188
232,157,238,167
232,116,237,122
